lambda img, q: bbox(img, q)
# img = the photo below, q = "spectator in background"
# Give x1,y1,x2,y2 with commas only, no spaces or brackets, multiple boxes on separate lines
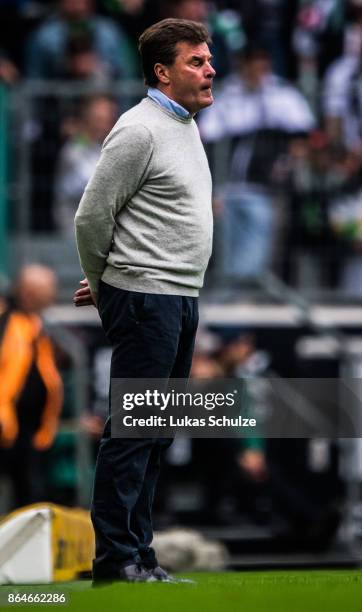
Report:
281,131,339,287
239,0,298,78
24,0,131,231
292,0,344,105
25,0,135,79
344,0,362,58
327,149,362,295
160,0,208,25
279,129,362,292
191,332,268,524
102,0,157,38
215,331,342,545
218,333,268,487
199,46,315,284
100,0,162,77
0,265,63,509
323,30,362,150
62,28,115,84
0,0,49,76
190,348,236,525
54,95,118,235
28,23,121,231
0,52,19,85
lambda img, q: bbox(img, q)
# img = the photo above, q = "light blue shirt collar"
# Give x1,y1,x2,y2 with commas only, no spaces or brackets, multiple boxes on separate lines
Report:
147,87,191,119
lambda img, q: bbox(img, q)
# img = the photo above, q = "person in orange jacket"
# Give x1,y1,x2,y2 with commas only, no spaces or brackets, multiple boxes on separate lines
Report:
0,265,63,507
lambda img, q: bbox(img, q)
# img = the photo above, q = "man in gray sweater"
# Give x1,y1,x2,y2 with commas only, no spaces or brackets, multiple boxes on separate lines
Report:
74,18,215,583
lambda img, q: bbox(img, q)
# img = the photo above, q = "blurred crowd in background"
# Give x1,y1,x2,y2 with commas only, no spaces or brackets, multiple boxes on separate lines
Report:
1,0,362,293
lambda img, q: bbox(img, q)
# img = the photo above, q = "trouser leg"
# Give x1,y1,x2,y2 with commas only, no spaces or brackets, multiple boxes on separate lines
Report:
92,283,198,578
133,295,198,567
131,438,172,569
91,430,154,579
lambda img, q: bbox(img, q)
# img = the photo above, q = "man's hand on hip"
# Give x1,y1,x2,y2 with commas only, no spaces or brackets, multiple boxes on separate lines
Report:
73,278,98,307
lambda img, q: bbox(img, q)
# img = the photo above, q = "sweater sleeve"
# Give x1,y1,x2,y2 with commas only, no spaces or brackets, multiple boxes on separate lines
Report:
74,123,153,294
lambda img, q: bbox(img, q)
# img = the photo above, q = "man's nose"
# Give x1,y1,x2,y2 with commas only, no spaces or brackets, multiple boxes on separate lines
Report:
205,62,216,78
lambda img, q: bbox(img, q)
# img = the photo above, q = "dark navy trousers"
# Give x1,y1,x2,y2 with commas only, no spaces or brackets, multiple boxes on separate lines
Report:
91,280,198,580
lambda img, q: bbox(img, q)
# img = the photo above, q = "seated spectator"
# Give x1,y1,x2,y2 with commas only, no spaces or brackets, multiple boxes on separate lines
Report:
0,265,63,509
219,332,268,488
198,46,315,284
25,0,135,79
54,94,118,235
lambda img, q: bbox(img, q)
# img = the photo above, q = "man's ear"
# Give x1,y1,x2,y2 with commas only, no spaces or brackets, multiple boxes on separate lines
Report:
154,63,170,85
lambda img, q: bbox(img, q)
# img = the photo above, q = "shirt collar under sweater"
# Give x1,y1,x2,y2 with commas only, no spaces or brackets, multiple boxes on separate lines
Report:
147,87,192,119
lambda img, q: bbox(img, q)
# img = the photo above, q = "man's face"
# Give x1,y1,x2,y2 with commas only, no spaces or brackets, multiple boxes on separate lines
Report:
60,0,92,20
160,41,215,114
84,99,118,142
15,269,57,313
244,57,271,90
170,0,208,22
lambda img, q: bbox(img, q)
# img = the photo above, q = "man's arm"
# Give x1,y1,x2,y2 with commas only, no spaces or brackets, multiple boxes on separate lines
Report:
74,123,153,298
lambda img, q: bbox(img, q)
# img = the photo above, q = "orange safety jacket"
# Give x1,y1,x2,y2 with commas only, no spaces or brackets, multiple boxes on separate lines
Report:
0,305,63,450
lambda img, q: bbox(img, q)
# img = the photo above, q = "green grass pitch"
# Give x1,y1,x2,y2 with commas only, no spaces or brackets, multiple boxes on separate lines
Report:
1,570,361,612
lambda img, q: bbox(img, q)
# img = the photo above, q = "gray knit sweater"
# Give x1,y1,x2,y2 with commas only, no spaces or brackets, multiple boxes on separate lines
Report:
75,97,213,296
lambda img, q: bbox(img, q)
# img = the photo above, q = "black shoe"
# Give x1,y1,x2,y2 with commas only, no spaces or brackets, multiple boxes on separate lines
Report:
150,566,175,582
120,563,157,582
151,566,195,584
92,564,157,586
